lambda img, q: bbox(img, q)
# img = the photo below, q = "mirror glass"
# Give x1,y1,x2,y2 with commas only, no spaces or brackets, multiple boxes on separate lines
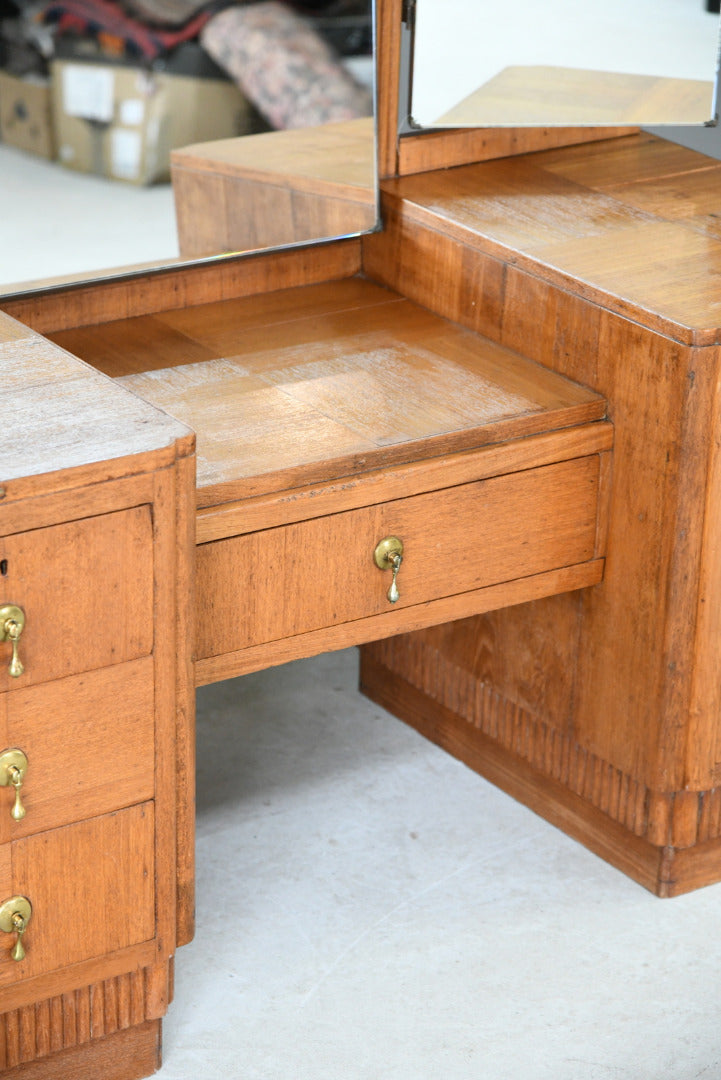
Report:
410,0,720,129
0,0,376,295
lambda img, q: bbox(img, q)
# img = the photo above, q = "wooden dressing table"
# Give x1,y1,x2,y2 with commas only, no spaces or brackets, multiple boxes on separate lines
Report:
2,2,721,1076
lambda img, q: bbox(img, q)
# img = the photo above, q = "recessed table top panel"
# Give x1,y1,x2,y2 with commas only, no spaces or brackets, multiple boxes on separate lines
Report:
48,277,606,508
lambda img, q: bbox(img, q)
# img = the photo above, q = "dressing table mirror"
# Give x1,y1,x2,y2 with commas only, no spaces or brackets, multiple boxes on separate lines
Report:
409,0,720,128
0,0,377,292
3,1,721,1076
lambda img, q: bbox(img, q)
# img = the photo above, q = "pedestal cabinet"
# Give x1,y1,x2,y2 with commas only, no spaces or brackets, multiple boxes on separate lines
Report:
0,311,194,1077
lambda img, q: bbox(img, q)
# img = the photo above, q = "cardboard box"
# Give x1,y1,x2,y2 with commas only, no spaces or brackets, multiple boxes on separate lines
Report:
51,58,255,184
0,70,55,159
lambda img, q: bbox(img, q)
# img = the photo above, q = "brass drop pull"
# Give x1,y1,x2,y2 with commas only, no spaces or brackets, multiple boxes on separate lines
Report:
0,896,32,962
0,605,25,678
374,536,404,604
0,749,28,821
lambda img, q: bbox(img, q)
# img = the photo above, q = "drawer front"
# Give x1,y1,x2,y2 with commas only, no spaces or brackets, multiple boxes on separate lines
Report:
197,455,600,659
0,658,155,843
0,507,153,690
0,802,154,985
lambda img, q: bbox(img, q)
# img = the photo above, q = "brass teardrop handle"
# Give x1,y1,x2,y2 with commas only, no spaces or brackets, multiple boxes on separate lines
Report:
374,536,404,604
0,896,32,962
0,605,25,678
0,749,28,821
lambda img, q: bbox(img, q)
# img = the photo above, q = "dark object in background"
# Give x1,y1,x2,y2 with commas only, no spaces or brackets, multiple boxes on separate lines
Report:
311,11,371,56
292,0,370,55
707,0,720,12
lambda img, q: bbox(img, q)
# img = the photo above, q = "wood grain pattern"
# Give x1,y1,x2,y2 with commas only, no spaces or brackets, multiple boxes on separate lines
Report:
359,646,668,894
370,151,721,345
196,422,612,543
1,804,154,986
0,349,192,1077
0,304,193,1080
48,278,402,377
173,452,196,948
436,67,713,127
374,0,636,178
375,0,403,178
195,559,604,685
0,1017,160,1080
396,126,639,177
0,972,150,1071
47,282,606,508
0,660,154,842
171,118,376,258
0,507,153,691
2,240,362,336
174,118,374,191
531,130,719,191
359,128,721,893
0,317,193,497
197,455,601,659
361,634,721,895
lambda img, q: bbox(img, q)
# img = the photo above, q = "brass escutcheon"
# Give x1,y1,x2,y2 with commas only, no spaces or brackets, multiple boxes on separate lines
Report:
0,895,32,962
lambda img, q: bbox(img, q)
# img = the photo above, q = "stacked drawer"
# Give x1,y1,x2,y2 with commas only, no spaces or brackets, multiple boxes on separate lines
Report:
0,505,157,987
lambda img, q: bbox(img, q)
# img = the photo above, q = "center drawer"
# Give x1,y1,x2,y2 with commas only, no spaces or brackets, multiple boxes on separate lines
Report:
197,454,602,668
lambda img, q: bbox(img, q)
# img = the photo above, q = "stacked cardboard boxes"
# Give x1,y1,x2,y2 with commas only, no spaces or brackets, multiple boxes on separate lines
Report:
0,43,258,184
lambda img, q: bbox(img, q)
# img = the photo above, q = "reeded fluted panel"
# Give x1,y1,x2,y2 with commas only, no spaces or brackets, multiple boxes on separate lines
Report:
0,970,148,1071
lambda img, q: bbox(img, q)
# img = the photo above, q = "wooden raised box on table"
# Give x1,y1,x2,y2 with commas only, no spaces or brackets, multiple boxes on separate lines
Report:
2,2,721,1076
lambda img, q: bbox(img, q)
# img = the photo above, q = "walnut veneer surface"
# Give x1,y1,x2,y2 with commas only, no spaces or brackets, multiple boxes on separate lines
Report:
0,310,194,1078
171,118,377,258
362,130,721,896
47,277,610,688
436,66,714,127
48,278,606,503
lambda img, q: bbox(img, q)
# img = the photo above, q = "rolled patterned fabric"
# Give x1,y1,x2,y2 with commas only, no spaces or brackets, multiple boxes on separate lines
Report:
200,1,372,129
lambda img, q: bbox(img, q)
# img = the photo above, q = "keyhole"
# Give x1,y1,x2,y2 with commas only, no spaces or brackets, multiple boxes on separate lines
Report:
0,561,7,577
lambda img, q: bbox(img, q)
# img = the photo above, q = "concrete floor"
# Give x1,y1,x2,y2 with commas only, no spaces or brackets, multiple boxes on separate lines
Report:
160,649,721,1079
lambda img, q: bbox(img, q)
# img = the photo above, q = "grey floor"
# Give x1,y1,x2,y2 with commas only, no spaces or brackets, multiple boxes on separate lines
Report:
3,5,721,1077
161,649,721,1080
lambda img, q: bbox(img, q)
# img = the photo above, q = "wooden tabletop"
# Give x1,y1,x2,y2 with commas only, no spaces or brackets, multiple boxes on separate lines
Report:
0,311,193,499
435,67,714,127
381,133,721,345
171,117,375,203
47,277,606,508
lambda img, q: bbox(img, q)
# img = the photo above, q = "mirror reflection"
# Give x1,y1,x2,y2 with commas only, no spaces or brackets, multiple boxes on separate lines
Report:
0,0,375,293
410,0,720,129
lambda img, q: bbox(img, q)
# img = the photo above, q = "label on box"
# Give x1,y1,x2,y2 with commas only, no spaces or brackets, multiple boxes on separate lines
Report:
62,64,114,122
119,97,144,126
111,128,142,180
